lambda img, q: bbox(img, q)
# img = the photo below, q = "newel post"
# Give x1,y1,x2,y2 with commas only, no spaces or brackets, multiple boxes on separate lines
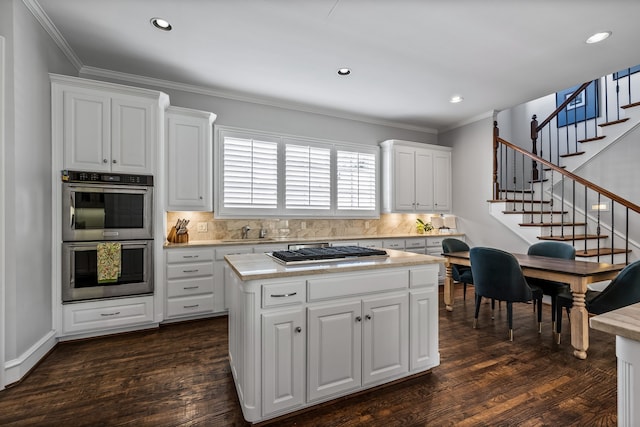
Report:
530,115,539,182
493,121,500,200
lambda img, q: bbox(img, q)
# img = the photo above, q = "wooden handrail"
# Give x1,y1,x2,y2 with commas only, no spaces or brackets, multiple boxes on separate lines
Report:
535,81,591,131
496,135,640,214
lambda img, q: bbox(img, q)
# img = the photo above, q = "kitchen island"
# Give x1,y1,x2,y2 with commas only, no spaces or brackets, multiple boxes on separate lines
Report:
225,249,444,423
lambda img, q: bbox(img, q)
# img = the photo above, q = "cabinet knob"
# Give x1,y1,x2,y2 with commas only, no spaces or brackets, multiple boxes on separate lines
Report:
295,326,302,333
199,196,203,200
355,316,362,322
103,159,108,163
365,314,372,320
113,159,117,164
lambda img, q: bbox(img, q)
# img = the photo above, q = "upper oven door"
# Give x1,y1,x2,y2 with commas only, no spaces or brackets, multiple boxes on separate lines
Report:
62,183,153,241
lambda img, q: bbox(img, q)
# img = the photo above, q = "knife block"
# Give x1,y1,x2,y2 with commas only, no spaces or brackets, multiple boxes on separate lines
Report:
167,226,189,243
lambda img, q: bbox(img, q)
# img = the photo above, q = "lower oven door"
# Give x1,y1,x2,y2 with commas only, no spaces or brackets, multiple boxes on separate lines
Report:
62,240,154,302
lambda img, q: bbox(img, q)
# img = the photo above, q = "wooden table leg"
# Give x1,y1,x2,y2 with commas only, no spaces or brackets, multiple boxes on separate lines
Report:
570,278,589,360
444,262,454,312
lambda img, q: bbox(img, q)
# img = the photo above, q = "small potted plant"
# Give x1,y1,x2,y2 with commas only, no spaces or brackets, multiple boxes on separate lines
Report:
416,218,433,234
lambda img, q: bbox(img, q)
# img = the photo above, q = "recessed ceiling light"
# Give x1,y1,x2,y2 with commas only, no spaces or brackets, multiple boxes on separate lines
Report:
586,31,611,44
151,17,172,31
449,95,464,104
337,68,351,76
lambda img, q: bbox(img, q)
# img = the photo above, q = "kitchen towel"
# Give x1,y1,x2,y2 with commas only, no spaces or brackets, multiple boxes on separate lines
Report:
97,242,121,283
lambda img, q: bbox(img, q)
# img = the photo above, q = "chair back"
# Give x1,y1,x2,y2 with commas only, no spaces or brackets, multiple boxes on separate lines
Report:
442,238,471,282
527,241,576,260
588,260,640,315
469,247,532,303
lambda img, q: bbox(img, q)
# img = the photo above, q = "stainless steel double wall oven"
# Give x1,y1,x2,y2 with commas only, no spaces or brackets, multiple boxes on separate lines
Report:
61,171,154,302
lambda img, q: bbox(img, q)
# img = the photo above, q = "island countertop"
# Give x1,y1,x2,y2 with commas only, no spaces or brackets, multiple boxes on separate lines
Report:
590,302,640,342
225,248,445,281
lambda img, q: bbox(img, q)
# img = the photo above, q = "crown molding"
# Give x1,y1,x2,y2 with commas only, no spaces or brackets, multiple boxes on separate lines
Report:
79,66,438,135
442,110,496,133
22,0,82,71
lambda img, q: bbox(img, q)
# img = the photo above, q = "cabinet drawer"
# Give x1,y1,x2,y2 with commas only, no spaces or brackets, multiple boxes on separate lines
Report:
167,294,215,317
62,296,154,335
360,240,383,249
215,246,253,261
166,248,213,263
307,270,408,301
263,281,306,308
426,237,444,248
167,262,214,280
167,276,214,297
405,238,426,249
383,239,405,249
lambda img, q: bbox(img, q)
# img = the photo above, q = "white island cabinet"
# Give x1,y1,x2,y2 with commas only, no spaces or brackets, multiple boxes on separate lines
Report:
225,249,443,423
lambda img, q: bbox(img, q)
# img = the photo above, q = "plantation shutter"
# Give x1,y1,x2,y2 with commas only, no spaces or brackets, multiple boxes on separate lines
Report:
336,150,376,211
285,143,331,210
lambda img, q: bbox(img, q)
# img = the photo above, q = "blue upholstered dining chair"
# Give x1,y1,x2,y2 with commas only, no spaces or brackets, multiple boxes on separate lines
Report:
555,259,640,344
442,238,473,300
469,247,543,341
527,241,576,330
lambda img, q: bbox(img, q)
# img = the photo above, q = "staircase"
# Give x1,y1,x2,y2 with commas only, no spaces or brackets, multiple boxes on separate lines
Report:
490,68,640,264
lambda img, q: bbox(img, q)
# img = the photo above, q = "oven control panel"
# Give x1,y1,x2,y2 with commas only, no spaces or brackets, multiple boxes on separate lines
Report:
62,170,153,186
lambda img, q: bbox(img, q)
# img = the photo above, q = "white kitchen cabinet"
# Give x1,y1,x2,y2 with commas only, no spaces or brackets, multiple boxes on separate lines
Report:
51,74,168,174
262,308,305,415
164,247,216,320
410,290,439,370
307,301,362,401
61,295,155,337
166,106,216,211
380,140,452,213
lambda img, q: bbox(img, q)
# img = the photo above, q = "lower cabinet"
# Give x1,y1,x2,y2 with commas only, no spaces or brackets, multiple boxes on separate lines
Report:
165,247,216,320
227,264,439,423
61,295,155,336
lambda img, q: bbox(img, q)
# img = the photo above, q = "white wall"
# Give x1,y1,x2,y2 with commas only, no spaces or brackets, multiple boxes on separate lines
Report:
1,0,76,383
439,115,529,253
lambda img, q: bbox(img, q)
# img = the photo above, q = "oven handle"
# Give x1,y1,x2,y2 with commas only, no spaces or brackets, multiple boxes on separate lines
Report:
69,193,75,228
67,184,150,193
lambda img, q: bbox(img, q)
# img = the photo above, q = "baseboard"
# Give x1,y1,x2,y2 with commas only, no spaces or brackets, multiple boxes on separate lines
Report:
4,330,57,386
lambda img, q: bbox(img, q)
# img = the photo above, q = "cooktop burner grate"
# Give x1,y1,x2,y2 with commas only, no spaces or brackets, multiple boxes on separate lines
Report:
270,245,388,264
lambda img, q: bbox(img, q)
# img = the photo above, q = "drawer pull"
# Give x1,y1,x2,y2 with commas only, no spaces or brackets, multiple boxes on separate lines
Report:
184,304,200,309
271,292,297,298
100,311,121,317
183,286,199,290
183,255,199,259
183,269,199,273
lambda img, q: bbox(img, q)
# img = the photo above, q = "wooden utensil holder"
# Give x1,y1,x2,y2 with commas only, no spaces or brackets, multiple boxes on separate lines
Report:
167,226,189,243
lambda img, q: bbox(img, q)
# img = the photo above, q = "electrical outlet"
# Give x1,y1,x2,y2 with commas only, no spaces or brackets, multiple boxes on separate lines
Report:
197,222,208,232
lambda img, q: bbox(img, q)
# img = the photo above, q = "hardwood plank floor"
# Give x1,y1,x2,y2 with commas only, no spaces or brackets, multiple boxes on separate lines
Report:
0,287,617,426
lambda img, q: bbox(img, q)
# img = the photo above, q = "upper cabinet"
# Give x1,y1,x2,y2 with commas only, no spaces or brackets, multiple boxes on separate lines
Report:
51,74,169,175
380,140,452,213
166,107,217,211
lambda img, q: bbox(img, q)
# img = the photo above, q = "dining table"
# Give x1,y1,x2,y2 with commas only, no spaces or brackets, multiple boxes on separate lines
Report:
442,250,625,359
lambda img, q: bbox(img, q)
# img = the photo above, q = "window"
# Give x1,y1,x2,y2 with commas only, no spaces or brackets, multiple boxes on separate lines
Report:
337,150,376,211
222,135,278,209
285,143,331,210
216,127,379,218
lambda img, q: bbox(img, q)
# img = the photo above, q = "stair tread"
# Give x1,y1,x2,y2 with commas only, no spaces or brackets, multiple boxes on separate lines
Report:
560,151,586,158
575,248,631,257
528,179,549,183
599,118,630,127
503,211,568,215
499,189,534,194
518,222,586,227
621,101,640,109
487,199,550,204
537,234,608,241
579,136,606,143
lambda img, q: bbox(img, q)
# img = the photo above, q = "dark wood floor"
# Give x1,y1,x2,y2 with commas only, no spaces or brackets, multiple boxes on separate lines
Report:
0,286,617,426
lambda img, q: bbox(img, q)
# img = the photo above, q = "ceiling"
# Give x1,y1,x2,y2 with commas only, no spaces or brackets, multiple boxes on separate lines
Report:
33,0,640,132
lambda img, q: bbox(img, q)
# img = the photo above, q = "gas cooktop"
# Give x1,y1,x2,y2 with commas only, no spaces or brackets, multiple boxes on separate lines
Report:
269,246,388,265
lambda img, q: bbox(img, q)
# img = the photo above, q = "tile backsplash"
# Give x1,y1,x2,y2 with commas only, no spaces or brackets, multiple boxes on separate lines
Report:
166,212,451,241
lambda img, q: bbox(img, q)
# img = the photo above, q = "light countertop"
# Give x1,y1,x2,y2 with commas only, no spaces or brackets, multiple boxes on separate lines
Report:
164,232,464,249
590,303,640,342
225,248,445,281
